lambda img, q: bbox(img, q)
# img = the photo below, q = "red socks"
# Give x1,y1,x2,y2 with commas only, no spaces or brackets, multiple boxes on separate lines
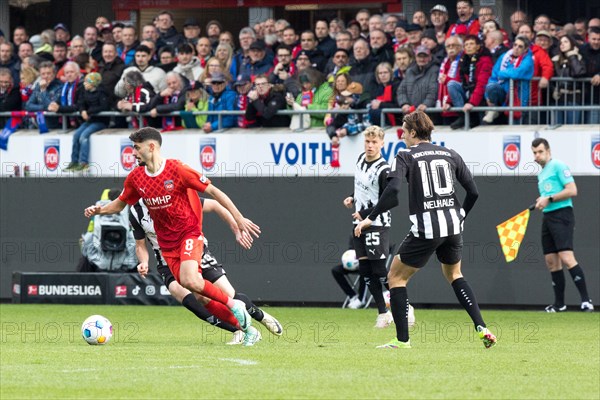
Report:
205,300,240,329
331,143,340,168
201,280,230,305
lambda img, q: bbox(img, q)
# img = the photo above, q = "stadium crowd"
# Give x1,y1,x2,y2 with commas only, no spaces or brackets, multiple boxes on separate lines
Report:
1,2,599,143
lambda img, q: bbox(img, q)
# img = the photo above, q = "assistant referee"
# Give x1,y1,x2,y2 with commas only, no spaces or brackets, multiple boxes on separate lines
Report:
532,138,593,312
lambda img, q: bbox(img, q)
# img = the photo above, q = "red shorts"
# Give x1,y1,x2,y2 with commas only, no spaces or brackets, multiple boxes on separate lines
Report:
162,235,204,283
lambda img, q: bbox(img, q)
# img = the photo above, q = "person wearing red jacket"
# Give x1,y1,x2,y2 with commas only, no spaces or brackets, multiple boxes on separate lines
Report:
447,35,493,129
446,0,481,39
518,24,554,123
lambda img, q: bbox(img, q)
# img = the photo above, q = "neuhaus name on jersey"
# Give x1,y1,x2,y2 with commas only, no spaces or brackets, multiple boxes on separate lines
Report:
412,150,452,159
424,198,455,210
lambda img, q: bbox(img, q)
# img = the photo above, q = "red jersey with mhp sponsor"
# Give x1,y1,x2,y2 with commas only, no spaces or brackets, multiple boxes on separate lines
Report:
119,159,211,251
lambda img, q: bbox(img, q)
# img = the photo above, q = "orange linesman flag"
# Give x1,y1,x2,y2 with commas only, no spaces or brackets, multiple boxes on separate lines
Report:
496,208,531,263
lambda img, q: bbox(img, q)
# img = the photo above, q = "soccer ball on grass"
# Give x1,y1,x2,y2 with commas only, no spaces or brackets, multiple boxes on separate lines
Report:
81,315,113,345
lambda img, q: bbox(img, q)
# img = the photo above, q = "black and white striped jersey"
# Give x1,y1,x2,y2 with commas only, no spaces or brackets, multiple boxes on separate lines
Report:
129,199,219,269
353,153,391,227
389,142,475,239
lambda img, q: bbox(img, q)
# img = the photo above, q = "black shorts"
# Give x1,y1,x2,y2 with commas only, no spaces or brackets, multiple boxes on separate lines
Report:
353,226,390,260
398,233,463,268
157,261,227,288
542,207,575,254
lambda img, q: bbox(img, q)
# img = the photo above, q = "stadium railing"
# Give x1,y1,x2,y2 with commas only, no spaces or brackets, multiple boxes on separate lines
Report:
1,78,597,132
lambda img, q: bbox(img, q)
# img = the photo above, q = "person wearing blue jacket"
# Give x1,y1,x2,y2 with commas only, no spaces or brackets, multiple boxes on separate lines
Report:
482,35,534,124
203,72,237,132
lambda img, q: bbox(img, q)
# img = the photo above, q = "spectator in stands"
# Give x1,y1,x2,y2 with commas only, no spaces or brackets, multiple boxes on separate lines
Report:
534,14,552,34
142,24,160,46
518,23,554,123
99,24,113,45
206,20,223,50
447,0,480,38
139,39,159,65
430,4,450,36
173,43,202,83
233,28,256,80
349,38,378,97
581,27,600,123
356,9,371,38
397,45,439,118
448,35,492,129
535,30,558,58
316,20,336,59
324,47,351,80
204,72,237,132
83,26,103,62
509,10,528,41
485,30,508,65
111,23,124,46
157,46,177,72
551,35,587,124
294,50,313,75
74,53,97,76
0,42,20,84
0,68,21,127
263,18,278,48
393,46,415,83
64,72,109,171
12,26,28,48
196,37,213,70
48,61,82,128
156,10,184,49
199,57,232,88
215,43,235,80
299,31,327,71
17,42,34,63
326,72,351,124
95,16,110,32
117,25,139,66
437,36,463,124
330,18,345,39
325,81,369,143
149,71,187,130
369,62,399,126
347,20,361,41
370,29,395,65
406,24,423,50
269,45,300,97
240,41,273,81
477,6,495,26
19,66,38,104
98,42,125,111
219,31,235,50
421,28,445,66
67,36,85,61
115,45,166,98
383,15,399,36
54,23,70,44
36,29,55,55
245,74,290,127
182,81,209,129
413,11,429,30
182,18,201,47
335,30,354,52
369,14,384,33
274,19,290,46
25,61,61,128
483,36,534,124
232,77,253,128
287,67,332,129
393,20,409,49
282,27,301,59
116,70,158,128
52,41,68,71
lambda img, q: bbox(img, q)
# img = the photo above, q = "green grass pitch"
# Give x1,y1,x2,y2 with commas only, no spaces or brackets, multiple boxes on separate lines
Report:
1,304,598,399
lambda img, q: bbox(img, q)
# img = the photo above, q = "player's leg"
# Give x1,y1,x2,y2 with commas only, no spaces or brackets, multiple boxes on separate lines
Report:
355,230,389,325
439,235,496,349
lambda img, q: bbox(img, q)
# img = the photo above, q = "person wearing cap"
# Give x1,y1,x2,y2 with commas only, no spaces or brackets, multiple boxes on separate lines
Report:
206,20,223,51
182,18,201,47
174,43,202,83
446,0,480,39
54,23,70,43
324,47,351,80
99,24,113,45
156,10,185,49
294,50,313,74
148,71,188,130
397,44,439,119
448,34,493,129
64,72,109,171
421,28,445,66
405,23,423,50
430,4,450,36
203,71,237,132
535,30,558,57
232,77,254,127
239,40,274,82
115,45,167,99
182,80,209,128
483,35,534,124
245,73,290,127
393,20,409,49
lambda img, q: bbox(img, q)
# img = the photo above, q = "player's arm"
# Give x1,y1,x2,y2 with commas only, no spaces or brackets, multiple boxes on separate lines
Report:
84,198,127,218
204,184,261,242
454,153,479,216
536,182,577,210
355,176,402,237
203,198,254,250
355,167,390,221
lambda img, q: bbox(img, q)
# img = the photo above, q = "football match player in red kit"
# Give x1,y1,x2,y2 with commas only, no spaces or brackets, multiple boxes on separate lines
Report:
84,127,261,340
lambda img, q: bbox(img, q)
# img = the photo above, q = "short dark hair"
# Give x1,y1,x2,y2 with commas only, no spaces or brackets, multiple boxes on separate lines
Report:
589,27,600,35
135,45,152,55
54,41,67,50
129,127,162,145
531,138,549,149
403,111,435,141
177,43,194,54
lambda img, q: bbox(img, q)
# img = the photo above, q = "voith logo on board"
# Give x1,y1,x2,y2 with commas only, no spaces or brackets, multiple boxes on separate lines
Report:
120,138,136,171
44,139,60,171
200,138,216,170
503,135,521,170
591,135,600,169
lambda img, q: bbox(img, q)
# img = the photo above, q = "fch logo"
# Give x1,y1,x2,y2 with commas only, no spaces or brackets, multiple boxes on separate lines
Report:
591,135,600,169
44,139,60,171
503,135,520,170
200,138,216,170
121,139,136,170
